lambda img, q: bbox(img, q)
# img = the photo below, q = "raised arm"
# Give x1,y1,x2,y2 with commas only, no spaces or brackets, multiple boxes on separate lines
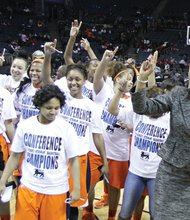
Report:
42,39,57,85
80,38,98,60
188,64,190,89
64,20,82,65
148,50,158,88
108,78,128,116
0,55,5,66
135,60,154,92
93,47,118,94
0,48,5,66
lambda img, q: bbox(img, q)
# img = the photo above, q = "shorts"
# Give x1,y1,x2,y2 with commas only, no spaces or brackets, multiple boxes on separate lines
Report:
14,185,69,220
108,159,129,189
0,133,23,177
0,134,11,171
88,151,103,185
68,154,90,207
88,151,129,189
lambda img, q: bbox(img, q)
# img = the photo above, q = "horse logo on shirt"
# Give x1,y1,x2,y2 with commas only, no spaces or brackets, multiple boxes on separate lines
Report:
34,169,44,178
140,151,149,161
106,125,114,134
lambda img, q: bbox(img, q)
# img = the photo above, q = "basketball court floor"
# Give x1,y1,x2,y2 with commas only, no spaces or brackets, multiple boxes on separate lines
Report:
78,181,150,219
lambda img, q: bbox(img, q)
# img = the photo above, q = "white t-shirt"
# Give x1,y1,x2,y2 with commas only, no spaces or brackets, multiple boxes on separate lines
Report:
55,77,113,100
92,83,132,161
11,116,80,195
55,77,93,100
105,76,114,89
0,87,16,134
0,75,20,94
59,92,103,156
54,77,69,93
118,109,170,178
82,80,93,100
14,83,39,123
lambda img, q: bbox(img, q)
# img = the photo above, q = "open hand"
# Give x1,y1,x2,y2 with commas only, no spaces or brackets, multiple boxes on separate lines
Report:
70,20,82,37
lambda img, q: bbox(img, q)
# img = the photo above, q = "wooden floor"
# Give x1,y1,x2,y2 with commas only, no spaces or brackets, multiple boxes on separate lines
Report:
10,181,150,220
80,181,150,220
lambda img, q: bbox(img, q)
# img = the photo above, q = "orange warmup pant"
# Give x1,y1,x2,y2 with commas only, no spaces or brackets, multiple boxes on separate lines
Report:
0,134,10,169
14,185,69,220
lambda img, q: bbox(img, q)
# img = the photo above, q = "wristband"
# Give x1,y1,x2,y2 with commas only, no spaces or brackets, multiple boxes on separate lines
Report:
137,76,148,83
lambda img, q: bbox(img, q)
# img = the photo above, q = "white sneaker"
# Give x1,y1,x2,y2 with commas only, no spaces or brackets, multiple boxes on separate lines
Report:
1,185,13,203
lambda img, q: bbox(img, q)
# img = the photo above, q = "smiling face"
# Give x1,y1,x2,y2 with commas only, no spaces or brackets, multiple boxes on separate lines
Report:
114,68,134,93
29,61,43,86
38,97,60,124
66,69,86,98
10,58,27,81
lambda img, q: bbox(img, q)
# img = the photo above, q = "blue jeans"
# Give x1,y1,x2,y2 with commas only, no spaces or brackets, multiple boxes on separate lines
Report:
119,171,155,219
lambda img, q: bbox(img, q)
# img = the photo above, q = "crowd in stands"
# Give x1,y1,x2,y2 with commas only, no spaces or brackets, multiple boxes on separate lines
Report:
0,0,189,83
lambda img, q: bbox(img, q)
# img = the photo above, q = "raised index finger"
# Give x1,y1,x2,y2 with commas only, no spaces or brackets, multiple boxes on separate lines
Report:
78,21,82,29
113,46,119,55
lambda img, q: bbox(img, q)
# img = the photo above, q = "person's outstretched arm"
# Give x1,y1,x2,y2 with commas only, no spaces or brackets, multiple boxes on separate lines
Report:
42,39,57,85
80,38,98,60
64,20,82,65
93,47,118,94
132,59,171,115
108,78,128,116
135,60,154,92
188,64,190,88
0,55,5,66
148,50,158,88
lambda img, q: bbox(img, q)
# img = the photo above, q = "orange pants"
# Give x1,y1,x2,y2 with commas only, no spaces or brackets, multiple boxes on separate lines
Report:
14,185,68,220
88,151,129,189
68,154,90,207
108,159,129,189
0,135,11,218
0,133,23,178
0,134,10,170
88,151,103,185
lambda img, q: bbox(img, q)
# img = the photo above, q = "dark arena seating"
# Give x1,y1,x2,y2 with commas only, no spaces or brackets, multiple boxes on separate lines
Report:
0,0,189,81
